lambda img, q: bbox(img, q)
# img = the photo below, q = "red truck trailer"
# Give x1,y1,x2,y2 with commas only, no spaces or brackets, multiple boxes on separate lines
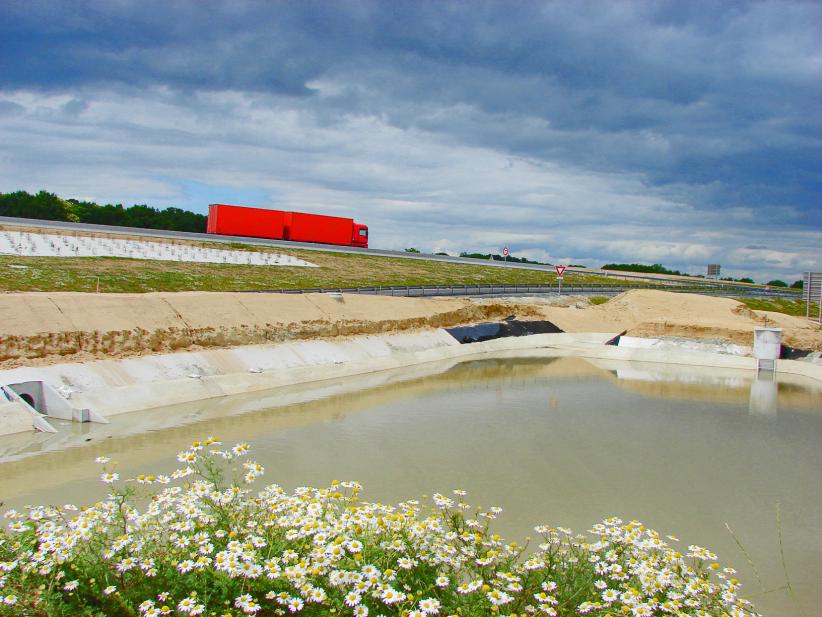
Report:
206,204,368,248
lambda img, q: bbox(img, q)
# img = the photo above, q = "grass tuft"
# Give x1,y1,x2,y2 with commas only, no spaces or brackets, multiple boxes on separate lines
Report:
737,297,817,318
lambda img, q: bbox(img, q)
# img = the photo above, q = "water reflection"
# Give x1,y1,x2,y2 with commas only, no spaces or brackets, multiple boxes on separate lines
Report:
749,372,778,418
593,358,822,419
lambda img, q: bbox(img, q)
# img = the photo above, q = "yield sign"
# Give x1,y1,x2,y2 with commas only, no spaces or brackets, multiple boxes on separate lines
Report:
555,265,566,277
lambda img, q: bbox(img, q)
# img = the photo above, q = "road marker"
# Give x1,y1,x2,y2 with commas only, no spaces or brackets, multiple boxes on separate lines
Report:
555,264,566,295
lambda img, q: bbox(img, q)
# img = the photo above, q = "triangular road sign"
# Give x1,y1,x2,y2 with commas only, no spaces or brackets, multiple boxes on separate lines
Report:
555,265,566,277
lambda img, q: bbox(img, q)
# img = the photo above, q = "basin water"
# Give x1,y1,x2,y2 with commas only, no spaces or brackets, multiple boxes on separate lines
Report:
0,355,820,616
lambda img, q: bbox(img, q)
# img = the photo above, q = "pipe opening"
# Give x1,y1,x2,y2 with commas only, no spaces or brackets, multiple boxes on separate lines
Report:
19,393,35,408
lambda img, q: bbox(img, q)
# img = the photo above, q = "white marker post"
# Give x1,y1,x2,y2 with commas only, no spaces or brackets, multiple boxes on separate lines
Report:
555,264,566,295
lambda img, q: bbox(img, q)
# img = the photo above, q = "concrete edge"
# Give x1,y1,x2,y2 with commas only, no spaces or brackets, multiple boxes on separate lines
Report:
0,400,38,435
2,329,820,437
70,333,618,417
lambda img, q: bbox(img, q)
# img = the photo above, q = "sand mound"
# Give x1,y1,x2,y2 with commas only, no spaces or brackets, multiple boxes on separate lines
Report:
534,289,821,350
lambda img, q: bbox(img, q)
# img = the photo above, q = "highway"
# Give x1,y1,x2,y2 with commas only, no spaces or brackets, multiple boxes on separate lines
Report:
0,215,689,278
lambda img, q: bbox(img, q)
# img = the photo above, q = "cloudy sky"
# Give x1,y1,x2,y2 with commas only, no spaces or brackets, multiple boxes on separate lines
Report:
1,1,819,281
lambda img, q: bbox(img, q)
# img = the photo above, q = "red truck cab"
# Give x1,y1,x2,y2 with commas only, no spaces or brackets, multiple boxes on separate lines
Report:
352,223,368,248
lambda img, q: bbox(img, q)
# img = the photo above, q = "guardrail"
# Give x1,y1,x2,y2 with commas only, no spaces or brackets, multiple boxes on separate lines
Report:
242,282,801,299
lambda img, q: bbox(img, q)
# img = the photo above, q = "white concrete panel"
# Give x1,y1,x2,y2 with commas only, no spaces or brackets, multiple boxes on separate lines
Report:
0,401,35,435
289,340,356,366
223,345,304,371
618,335,750,356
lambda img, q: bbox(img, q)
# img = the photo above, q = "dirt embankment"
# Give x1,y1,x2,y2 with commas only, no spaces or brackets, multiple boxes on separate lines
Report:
0,293,542,368
484,290,822,352
1,290,819,369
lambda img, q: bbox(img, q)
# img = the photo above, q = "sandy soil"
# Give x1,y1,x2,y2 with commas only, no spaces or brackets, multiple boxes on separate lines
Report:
0,289,819,368
522,290,822,350
0,292,542,367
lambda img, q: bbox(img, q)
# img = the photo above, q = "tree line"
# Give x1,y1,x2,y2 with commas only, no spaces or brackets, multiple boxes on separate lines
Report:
460,251,550,265
602,262,802,288
602,262,689,276
0,190,207,233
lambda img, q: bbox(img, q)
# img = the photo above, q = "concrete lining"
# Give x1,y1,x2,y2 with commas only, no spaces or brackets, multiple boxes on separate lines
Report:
0,400,41,435
1,329,820,438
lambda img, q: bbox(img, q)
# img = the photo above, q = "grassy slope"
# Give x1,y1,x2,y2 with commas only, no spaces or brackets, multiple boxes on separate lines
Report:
0,250,620,293
737,296,817,318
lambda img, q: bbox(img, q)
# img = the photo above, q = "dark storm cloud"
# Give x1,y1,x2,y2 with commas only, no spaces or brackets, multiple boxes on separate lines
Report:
1,1,432,95
0,0,819,278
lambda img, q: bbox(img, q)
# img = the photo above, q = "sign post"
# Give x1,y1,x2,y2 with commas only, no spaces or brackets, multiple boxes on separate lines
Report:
555,265,566,295
502,246,509,262
804,272,822,323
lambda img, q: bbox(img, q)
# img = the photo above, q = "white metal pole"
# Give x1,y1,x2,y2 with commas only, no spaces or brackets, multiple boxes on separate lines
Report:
806,272,810,320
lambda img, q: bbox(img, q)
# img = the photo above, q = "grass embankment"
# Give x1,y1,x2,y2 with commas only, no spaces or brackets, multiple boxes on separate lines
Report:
0,250,616,293
737,297,817,318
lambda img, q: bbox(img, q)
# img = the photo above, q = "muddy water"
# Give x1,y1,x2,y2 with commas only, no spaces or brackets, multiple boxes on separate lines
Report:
1,355,821,616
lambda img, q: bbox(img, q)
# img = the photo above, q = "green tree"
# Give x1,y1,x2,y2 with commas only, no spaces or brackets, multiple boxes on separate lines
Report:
0,190,78,221
601,263,686,276
2,190,207,233
766,280,788,287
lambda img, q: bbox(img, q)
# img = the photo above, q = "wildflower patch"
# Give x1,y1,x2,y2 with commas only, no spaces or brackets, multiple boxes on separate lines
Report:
0,439,759,616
